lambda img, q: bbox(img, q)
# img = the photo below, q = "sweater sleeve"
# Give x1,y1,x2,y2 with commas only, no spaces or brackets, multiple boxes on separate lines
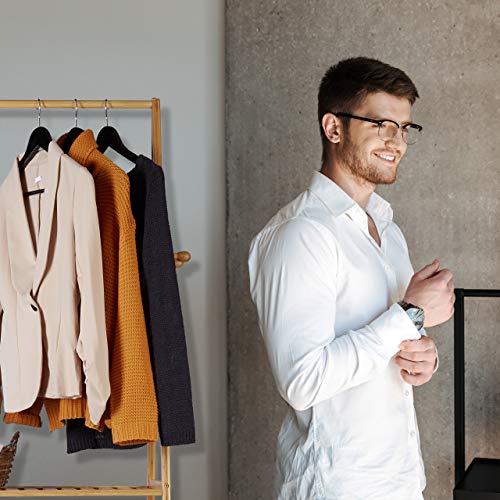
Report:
109,222,158,445
74,167,111,425
137,165,195,446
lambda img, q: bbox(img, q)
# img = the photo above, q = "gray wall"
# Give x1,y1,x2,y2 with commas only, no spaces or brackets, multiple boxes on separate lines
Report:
226,1,500,499
0,1,226,500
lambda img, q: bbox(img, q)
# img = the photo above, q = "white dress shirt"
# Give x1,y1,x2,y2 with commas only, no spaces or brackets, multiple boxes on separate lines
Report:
248,171,430,500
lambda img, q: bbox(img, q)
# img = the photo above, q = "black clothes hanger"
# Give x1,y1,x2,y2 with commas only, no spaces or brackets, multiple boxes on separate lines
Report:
18,127,52,172
62,99,84,153
97,126,138,163
62,127,84,153
96,99,138,163
19,99,52,172
20,100,51,197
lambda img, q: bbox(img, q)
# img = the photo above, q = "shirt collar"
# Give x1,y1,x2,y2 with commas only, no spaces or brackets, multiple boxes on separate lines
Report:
308,170,393,222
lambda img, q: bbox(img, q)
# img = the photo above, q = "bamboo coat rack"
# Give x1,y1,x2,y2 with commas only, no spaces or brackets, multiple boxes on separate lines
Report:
0,98,190,499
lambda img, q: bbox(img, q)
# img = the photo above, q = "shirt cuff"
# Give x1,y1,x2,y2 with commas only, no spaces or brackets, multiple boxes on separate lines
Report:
369,302,422,356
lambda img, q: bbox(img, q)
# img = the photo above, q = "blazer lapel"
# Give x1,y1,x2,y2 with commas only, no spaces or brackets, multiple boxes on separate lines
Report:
4,157,37,295
32,141,61,296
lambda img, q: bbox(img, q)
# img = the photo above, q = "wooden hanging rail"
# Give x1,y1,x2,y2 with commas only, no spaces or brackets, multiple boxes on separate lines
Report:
0,98,185,499
0,100,153,109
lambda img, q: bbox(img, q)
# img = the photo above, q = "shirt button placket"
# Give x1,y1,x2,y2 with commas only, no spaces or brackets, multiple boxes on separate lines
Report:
384,261,399,305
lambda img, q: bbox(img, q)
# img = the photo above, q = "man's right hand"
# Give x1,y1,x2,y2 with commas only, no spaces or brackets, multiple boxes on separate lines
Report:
403,259,455,328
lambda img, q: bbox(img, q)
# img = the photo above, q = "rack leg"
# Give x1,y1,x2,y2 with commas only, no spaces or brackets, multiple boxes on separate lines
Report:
162,446,170,500
147,441,157,500
151,98,170,500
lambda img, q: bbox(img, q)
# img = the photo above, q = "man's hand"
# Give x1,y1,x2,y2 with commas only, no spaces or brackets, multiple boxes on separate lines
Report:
403,259,455,328
395,336,437,386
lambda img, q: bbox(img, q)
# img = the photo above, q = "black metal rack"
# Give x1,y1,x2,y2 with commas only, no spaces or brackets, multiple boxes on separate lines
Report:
454,288,500,499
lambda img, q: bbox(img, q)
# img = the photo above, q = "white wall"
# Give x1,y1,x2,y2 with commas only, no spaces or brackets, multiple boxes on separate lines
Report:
0,1,226,499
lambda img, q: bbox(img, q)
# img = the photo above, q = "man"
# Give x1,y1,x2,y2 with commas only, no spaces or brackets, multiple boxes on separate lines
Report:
248,57,455,500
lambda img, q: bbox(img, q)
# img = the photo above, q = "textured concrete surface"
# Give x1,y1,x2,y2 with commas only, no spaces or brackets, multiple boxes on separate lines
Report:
226,1,500,499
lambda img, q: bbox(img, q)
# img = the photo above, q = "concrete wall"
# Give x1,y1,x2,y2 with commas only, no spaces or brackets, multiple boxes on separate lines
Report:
0,1,226,499
226,1,500,499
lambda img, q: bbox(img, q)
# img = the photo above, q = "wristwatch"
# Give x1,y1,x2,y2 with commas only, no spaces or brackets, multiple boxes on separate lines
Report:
398,301,425,332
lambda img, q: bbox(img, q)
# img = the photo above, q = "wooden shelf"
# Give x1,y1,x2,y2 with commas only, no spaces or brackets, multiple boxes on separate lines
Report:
0,481,164,497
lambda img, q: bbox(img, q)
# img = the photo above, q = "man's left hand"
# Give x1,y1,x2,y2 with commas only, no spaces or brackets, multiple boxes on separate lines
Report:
395,336,437,386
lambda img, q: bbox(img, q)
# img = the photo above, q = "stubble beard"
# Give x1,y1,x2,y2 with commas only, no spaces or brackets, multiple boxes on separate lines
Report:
337,133,398,186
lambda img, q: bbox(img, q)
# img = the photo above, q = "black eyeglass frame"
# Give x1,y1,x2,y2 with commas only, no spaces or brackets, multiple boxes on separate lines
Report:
332,112,423,144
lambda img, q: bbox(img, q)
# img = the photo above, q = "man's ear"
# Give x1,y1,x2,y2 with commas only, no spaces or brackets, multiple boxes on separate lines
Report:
322,113,341,144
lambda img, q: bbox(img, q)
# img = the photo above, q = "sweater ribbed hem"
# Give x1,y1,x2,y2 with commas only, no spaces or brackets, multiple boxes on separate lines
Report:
66,420,147,454
44,398,105,432
66,431,99,454
160,429,196,447
3,412,41,428
44,399,66,431
45,397,85,431
58,398,86,418
111,420,158,446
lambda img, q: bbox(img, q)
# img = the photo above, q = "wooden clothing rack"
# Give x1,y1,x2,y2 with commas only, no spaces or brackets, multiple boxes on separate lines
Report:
0,98,189,499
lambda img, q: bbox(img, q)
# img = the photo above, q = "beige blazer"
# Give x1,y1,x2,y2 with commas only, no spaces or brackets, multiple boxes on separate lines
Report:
0,141,110,425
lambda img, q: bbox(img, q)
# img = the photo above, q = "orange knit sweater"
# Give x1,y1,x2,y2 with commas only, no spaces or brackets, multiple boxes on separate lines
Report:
5,130,158,445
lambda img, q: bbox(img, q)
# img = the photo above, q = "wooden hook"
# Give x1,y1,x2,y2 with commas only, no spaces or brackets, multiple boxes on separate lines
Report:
174,251,191,268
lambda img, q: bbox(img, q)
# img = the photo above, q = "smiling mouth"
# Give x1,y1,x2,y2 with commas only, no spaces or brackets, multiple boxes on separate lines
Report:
374,152,396,163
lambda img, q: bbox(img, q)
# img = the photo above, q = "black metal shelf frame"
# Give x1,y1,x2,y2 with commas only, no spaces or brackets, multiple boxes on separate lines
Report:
454,288,500,491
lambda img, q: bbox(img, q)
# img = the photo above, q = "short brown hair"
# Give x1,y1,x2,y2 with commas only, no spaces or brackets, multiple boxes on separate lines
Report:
318,57,419,165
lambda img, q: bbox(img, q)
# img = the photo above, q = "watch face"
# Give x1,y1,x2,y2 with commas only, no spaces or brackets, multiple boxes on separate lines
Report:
408,307,424,329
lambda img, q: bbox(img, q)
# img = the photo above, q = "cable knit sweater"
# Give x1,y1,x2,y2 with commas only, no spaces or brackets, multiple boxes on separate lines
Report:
4,130,158,446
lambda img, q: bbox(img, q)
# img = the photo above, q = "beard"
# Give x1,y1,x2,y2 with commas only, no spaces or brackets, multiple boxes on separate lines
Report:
337,132,398,186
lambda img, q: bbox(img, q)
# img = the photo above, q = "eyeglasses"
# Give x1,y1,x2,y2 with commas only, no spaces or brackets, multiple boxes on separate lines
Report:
332,112,423,145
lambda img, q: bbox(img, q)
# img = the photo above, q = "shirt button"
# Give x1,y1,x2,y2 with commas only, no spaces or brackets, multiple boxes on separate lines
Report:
404,390,410,397
410,430,416,437
31,304,38,312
